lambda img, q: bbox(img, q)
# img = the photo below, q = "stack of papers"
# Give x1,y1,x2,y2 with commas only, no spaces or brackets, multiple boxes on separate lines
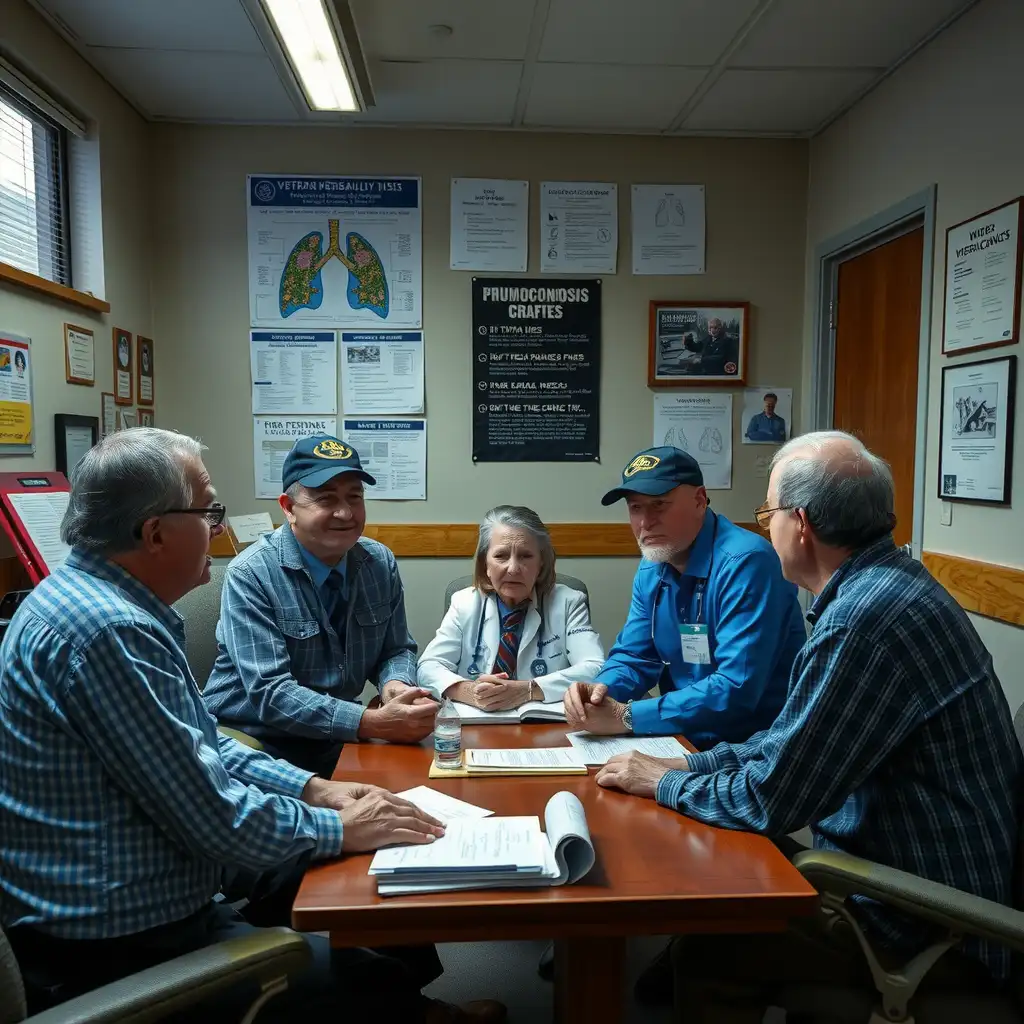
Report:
453,700,566,724
565,733,687,765
465,747,587,775
396,786,493,823
371,791,595,896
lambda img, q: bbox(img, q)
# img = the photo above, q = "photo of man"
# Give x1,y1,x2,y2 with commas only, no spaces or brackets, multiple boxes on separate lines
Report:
650,303,748,385
742,387,792,445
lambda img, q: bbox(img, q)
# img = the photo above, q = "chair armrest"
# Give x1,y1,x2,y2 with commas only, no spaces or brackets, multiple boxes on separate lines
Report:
29,927,310,1024
794,849,1024,952
218,726,263,751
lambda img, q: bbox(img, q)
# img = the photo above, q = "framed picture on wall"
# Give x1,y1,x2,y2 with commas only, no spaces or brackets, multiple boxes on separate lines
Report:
54,413,98,478
138,409,154,427
63,324,95,385
113,327,133,405
942,197,1022,355
938,354,1016,505
648,301,748,387
137,336,154,406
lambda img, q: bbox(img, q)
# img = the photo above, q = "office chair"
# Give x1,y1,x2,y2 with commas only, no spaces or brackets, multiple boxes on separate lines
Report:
776,699,1024,1023
0,921,311,1024
442,573,589,616
173,566,261,751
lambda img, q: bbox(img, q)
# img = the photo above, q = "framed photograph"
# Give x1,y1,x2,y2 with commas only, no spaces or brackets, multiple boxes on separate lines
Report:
64,323,95,385
137,336,154,406
113,327,133,405
54,413,98,478
741,386,792,445
138,409,155,427
938,355,1016,504
942,197,1022,355
648,301,748,387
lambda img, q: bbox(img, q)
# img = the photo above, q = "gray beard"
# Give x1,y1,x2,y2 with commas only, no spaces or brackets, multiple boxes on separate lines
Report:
638,541,680,564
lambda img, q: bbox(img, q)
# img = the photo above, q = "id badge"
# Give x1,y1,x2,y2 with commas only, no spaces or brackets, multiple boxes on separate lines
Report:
679,624,711,665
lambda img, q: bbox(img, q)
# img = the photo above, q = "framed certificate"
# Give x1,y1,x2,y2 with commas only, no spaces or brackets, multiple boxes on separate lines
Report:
137,336,154,406
64,323,95,385
113,327,133,405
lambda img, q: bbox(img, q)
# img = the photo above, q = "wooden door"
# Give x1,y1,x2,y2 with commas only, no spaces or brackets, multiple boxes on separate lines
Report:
833,226,924,548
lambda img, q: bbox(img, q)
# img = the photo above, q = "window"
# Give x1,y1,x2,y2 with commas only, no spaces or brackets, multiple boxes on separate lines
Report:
0,82,70,286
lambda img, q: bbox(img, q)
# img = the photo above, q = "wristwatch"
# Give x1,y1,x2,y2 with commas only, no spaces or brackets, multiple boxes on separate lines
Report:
621,700,634,733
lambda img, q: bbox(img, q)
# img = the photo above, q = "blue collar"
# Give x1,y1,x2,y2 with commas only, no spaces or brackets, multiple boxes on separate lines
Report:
682,510,717,579
296,539,348,596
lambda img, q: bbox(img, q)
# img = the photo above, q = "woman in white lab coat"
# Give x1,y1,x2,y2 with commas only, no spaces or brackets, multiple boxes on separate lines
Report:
417,505,605,709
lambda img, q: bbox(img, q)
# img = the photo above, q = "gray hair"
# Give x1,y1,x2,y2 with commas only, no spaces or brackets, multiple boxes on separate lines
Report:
473,505,556,598
61,427,206,554
770,430,895,549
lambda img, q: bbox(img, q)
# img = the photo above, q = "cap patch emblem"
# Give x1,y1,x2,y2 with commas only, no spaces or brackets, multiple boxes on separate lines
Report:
624,454,660,477
312,440,353,460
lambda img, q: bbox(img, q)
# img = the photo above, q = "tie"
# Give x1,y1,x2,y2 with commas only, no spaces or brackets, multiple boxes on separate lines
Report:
322,572,346,642
491,605,526,678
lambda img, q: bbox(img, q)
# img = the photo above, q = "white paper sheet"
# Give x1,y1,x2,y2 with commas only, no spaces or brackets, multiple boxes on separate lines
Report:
63,425,94,479
396,786,494,824
453,700,566,724
540,182,617,273
341,417,426,500
341,332,424,415
250,331,337,414
466,748,585,770
253,416,337,500
450,178,528,273
8,491,70,572
65,325,95,383
565,733,687,765
653,392,732,489
228,512,276,544
631,184,706,275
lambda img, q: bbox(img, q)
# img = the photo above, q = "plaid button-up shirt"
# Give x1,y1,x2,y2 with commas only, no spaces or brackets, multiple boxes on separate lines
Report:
0,550,343,939
657,537,1022,978
204,525,417,742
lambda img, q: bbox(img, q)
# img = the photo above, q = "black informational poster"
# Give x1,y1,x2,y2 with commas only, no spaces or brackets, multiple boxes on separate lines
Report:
472,278,601,462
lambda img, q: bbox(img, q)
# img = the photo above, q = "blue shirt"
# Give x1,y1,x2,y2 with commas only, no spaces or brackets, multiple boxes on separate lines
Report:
0,549,343,940
297,542,348,623
204,524,417,742
657,537,1021,978
595,511,805,744
745,412,787,443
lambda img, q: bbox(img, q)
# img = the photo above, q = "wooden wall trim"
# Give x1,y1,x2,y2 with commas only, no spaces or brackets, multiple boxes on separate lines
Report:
0,260,111,314
922,551,1024,628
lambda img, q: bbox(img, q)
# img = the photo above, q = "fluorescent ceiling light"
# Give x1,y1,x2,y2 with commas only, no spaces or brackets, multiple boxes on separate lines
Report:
262,0,358,111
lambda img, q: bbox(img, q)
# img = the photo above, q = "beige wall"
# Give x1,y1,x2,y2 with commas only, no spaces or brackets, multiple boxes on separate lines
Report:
149,125,808,645
0,0,154,482
805,0,1024,701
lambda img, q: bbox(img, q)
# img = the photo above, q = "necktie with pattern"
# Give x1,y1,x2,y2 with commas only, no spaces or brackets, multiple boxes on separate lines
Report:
491,605,526,677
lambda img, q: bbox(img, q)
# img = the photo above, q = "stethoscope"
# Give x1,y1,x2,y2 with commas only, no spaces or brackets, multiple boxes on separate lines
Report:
466,593,556,679
649,511,719,668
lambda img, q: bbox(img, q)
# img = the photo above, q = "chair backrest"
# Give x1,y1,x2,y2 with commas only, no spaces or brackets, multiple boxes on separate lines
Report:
172,565,228,690
1013,701,1024,758
443,573,589,616
0,923,26,1024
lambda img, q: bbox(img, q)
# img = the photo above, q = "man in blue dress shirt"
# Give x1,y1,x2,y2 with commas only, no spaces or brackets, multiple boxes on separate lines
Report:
0,428,502,1024
564,446,805,746
596,432,1021,1019
744,392,787,443
205,435,437,777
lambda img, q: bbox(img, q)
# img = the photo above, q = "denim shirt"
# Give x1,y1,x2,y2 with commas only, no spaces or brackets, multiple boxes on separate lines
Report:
204,524,417,742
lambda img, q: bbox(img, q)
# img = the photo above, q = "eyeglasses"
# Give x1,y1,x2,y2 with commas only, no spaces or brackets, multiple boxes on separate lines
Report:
753,501,794,531
161,502,227,528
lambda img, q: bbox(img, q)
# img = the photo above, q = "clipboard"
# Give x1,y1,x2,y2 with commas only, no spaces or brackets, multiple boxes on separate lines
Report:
0,472,71,585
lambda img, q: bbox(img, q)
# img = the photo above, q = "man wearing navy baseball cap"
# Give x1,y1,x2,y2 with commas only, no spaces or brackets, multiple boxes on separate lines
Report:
566,443,805,752
205,434,438,779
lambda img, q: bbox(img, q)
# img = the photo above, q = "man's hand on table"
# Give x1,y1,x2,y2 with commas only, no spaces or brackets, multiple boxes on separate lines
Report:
563,682,628,735
340,789,445,852
382,679,436,706
360,686,438,743
596,751,690,799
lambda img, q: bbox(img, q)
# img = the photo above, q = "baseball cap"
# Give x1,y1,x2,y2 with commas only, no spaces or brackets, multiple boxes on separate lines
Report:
281,434,376,492
600,446,704,506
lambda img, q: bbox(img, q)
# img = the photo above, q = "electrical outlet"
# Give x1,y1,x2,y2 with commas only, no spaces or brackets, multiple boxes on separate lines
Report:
939,501,952,527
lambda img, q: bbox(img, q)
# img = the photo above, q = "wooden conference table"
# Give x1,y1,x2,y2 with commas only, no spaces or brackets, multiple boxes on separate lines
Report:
293,724,818,1023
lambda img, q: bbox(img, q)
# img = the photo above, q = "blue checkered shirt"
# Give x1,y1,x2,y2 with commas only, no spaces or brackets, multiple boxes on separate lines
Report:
0,549,344,939
657,537,1022,978
203,526,417,742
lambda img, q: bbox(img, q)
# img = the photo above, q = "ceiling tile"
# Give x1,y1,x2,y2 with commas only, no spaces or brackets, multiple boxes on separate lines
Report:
358,60,523,124
539,0,761,66
85,49,298,120
733,0,972,68
526,64,706,129
682,68,878,133
351,0,535,60
34,0,266,53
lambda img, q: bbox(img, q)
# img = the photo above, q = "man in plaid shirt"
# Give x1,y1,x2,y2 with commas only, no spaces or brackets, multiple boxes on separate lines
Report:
205,434,437,777
594,431,1022,1019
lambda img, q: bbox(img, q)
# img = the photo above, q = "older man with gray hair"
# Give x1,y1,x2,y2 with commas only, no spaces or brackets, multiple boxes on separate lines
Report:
596,430,1021,1020
0,428,502,1024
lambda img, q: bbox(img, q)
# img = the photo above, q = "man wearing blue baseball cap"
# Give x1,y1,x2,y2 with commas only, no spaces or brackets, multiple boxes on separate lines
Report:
205,435,437,779
565,444,805,747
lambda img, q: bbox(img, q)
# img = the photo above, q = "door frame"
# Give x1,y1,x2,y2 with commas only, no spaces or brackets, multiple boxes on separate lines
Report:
810,185,937,558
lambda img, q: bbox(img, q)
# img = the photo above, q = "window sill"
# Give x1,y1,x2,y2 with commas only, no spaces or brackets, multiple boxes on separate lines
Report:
0,260,111,314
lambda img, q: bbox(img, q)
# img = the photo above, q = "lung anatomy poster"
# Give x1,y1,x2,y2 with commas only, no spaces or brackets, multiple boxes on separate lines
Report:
247,175,422,330
472,278,601,462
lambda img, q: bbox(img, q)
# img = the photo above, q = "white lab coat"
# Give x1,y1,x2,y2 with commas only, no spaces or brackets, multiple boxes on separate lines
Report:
417,584,606,702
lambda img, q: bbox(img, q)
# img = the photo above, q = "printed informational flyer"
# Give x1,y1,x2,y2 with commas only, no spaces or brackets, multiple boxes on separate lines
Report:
341,417,426,500
253,415,337,499
631,184,706,275
653,392,732,489
341,331,424,414
250,331,337,414
450,178,528,273
539,182,617,274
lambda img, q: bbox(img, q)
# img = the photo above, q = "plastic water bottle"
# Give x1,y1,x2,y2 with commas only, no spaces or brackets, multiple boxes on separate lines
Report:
434,697,463,770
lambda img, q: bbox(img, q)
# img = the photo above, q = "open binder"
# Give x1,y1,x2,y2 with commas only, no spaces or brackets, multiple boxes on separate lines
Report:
0,472,72,584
